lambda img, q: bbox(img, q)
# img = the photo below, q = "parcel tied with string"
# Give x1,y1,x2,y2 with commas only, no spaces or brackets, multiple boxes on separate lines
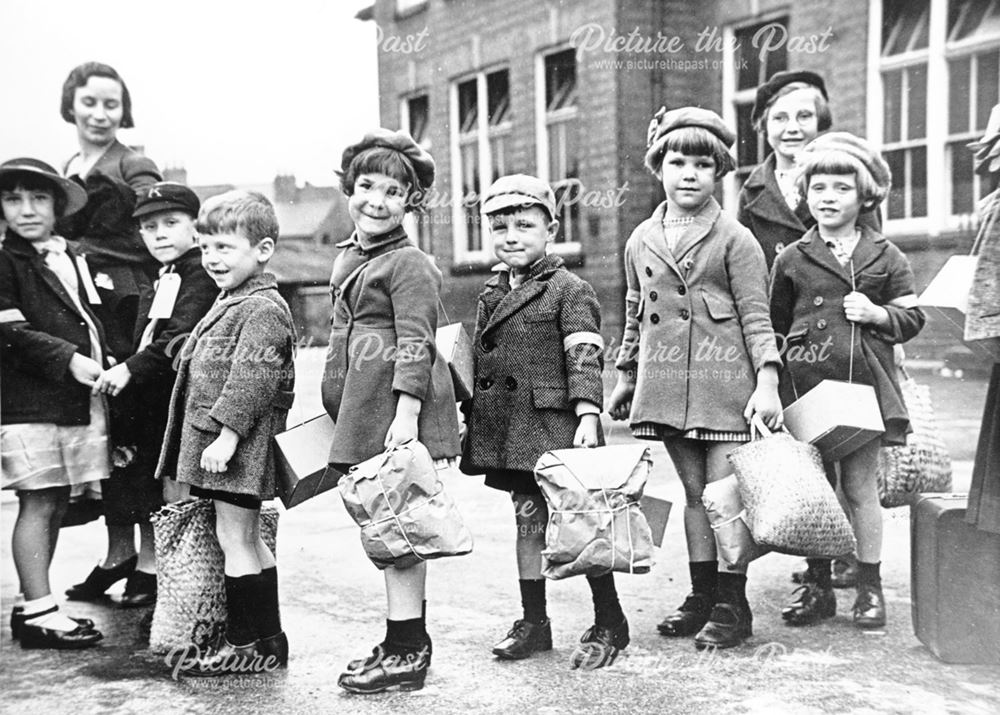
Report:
339,440,474,569
534,444,654,579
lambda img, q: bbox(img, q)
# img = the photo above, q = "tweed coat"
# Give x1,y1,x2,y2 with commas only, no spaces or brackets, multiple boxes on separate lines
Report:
737,154,880,271
321,229,460,466
460,255,604,474
615,198,781,433
156,273,295,499
0,230,109,425
769,226,925,446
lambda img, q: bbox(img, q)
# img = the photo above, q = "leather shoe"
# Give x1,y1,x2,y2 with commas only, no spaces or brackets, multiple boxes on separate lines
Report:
569,616,629,669
656,592,713,637
10,606,94,640
66,555,137,601
852,582,886,629
782,583,836,626
338,643,430,694
20,621,103,649
346,636,433,671
694,602,753,650
792,555,858,589
257,631,289,668
114,571,157,608
178,636,272,678
492,618,552,660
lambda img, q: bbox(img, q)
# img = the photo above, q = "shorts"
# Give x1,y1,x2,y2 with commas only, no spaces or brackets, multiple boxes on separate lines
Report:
484,469,542,495
188,485,262,510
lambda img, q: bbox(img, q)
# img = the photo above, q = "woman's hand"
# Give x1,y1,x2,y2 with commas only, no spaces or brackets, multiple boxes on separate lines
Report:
843,291,890,327
608,377,635,421
201,426,239,473
573,413,600,448
93,363,132,396
744,365,783,430
385,392,422,449
69,353,102,387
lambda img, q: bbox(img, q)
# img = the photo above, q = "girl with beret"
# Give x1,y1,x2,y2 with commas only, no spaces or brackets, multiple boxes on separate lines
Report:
1,158,106,649
769,133,925,630
609,107,783,650
321,129,460,693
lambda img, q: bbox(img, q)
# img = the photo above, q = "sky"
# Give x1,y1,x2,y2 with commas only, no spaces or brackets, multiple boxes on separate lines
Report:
0,0,380,187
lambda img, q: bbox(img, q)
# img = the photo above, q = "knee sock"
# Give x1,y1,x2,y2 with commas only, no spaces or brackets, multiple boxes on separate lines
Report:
715,572,748,607
223,574,260,646
586,573,625,628
806,559,833,589
689,561,718,597
257,566,282,639
857,561,882,589
519,579,548,624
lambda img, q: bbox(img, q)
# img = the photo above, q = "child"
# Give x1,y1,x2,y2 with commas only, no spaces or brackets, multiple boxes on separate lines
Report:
770,132,924,629
322,129,460,694
0,157,105,648
460,174,627,669
608,108,783,650
87,182,217,608
156,190,295,675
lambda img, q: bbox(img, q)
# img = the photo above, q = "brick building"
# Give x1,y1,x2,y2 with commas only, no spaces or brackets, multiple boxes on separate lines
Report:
361,0,999,360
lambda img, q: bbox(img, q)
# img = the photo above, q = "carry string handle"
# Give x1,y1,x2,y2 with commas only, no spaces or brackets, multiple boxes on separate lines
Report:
849,258,857,384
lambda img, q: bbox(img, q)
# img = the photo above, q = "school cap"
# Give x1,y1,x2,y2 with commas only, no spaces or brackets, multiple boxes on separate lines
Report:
133,181,201,219
0,157,88,217
340,128,435,191
799,132,892,193
751,70,828,125
644,106,735,174
481,174,556,217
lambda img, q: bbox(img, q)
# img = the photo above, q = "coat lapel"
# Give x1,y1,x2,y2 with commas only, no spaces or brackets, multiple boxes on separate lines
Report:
640,202,683,279
483,256,561,333
848,226,888,279
796,228,853,287
673,198,721,263
742,157,808,233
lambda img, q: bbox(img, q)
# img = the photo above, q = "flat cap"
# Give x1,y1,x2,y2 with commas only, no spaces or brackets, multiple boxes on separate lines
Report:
481,174,556,217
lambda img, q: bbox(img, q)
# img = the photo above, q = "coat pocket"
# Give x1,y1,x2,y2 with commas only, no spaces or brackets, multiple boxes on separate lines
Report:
187,405,221,433
525,309,558,323
532,386,569,410
702,291,736,321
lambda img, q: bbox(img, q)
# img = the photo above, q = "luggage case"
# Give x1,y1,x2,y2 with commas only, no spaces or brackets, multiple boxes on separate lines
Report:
910,493,1000,664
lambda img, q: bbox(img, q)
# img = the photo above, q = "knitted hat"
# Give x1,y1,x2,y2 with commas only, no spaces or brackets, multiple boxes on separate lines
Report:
481,174,556,217
751,70,828,126
798,132,892,205
0,157,88,217
644,106,735,174
340,128,435,191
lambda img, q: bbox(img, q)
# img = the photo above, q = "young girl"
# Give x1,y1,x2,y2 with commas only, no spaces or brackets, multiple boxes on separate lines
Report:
770,132,925,629
321,129,460,693
0,158,105,649
608,107,783,650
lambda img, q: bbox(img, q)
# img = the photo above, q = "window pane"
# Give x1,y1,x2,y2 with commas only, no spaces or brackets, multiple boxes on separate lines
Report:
883,70,903,143
735,19,788,90
489,135,508,182
458,79,477,134
885,149,906,219
883,0,930,54
950,57,972,134
907,64,928,140
545,50,576,111
487,70,510,125
978,50,1000,130
950,0,990,40
951,141,976,214
911,145,928,217
460,141,480,251
407,95,429,143
552,179,582,244
736,102,759,167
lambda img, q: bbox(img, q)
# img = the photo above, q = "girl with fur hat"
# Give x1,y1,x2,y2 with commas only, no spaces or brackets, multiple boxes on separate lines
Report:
608,107,783,650
321,129,460,693
769,132,925,630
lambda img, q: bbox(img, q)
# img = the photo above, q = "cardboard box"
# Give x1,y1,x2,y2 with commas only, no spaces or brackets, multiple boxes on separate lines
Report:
639,492,672,548
274,413,342,508
919,255,1000,361
436,322,475,401
783,380,884,461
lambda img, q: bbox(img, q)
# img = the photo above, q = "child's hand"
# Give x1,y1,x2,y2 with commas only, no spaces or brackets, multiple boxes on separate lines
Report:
743,365,783,431
385,392,422,449
574,414,600,448
608,378,635,421
68,353,102,387
843,291,890,327
93,363,132,396
201,426,239,473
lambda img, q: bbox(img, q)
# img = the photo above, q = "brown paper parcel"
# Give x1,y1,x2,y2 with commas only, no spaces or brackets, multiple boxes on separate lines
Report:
701,475,770,570
534,444,654,579
339,440,473,570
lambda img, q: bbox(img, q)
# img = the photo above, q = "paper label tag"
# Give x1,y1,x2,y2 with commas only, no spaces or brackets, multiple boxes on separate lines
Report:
75,256,102,305
149,273,181,319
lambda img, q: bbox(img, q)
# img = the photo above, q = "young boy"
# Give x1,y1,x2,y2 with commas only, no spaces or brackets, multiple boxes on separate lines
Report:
84,183,217,609
460,174,629,669
156,190,295,676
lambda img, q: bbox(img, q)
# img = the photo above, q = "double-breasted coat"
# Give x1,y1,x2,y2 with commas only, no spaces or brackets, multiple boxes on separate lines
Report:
460,255,605,474
738,154,880,271
321,229,460,467
615,198,781,433
769,226,926,446
156,273,295,499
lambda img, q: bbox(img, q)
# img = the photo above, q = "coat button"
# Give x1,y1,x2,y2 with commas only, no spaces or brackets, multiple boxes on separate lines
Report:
817,319,828,329
649,290,658,301
775,242,785,254
479,377,493,389
649,313,660,324
645,266,653,277
504,376,517,391
679,309,690,320
813,296,824,306
677,285,686,296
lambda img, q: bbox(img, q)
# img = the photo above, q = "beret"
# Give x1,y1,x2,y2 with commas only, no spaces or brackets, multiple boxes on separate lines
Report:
481,174,556,217
644,106,735,174
340,128,435,191
133,181,200,219
0,157,87,217
751,70,828,125
799,131,892,194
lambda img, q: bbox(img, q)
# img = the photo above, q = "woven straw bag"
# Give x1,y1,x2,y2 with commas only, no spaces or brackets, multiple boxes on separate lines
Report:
876,369,953,507
148,499,279,654
728,416,856,557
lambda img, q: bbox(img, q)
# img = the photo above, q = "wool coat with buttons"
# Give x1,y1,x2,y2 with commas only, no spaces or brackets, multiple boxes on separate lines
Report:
461,255,605,474
615,198,781,433
321,229,461,466
156,273,295,499
0,230,110,426
737,153,881,271
769,225,925,446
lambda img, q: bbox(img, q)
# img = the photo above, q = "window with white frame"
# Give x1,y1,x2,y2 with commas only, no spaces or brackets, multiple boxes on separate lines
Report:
400,93,432,253
537,48,581,248
450,68,512,262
